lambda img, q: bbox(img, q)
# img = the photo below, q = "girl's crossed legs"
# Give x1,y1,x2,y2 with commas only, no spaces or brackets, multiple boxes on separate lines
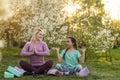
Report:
56,63,82,75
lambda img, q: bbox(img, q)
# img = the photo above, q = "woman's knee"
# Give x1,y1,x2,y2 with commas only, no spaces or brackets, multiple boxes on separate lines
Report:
19,60,25,66
19,60,28,67
46,60,53,68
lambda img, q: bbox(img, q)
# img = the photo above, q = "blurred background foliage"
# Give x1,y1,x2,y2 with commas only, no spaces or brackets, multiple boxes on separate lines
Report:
0,0,119,54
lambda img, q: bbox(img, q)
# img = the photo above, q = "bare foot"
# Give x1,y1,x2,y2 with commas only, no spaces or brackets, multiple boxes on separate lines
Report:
75,72,79,77
55,71,64,76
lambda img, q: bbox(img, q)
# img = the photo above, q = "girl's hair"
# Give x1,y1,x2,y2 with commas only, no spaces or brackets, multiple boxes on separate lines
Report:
63,37,77,60
30,28,43,42
68,37,77,49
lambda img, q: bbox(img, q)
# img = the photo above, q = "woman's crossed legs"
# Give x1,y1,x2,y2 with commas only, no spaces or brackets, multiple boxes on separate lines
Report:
20,60,53,75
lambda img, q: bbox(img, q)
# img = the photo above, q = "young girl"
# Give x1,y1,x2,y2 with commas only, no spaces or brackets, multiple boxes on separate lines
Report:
20,28,53,75
55,37,86,76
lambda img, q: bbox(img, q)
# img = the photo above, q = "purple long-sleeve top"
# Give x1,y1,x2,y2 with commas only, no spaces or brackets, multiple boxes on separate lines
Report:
21,41,50,66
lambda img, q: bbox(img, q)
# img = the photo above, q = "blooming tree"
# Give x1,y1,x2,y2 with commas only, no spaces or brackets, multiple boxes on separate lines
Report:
61,0,119,53
0,0,119,54
20,0,68,46
0,0,12,20
0,0,35,47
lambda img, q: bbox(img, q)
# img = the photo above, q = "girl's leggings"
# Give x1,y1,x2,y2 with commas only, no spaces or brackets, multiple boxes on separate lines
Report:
56,63,82,75
19,60,53,74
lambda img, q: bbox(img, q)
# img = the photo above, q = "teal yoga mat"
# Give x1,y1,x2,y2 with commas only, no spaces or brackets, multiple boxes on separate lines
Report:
7,66,22,77
4,72,14,78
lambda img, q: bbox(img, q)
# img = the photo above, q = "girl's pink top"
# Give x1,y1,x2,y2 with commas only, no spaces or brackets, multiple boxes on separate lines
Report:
21,41,50,66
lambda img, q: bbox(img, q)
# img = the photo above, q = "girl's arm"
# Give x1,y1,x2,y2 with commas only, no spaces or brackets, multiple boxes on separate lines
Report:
79,48,86,63
56,48,63,62
21,42,34,56
35,42,50,56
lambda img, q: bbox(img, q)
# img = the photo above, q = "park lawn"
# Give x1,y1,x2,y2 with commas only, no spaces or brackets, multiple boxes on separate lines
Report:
0,47,120,80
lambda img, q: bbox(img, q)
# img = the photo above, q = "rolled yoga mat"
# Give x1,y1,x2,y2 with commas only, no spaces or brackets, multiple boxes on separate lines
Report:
14,66,26,75
4,72,14,78
7,66,22,77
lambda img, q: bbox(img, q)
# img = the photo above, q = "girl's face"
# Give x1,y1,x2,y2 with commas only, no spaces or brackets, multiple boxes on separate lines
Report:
36,31,43,41
66,38,74,48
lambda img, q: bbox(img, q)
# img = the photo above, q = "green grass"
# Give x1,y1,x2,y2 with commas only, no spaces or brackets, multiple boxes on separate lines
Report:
0,47,120,80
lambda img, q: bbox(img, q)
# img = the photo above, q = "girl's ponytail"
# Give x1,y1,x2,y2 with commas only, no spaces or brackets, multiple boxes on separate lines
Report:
63,48,68,60
74,42,77,49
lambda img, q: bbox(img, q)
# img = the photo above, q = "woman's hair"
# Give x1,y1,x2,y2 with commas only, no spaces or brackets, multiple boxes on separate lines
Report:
30,28,43,42
63,37,77,60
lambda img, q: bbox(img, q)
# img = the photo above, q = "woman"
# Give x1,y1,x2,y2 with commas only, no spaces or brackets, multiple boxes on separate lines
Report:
55,37,86,76
20,28,53,75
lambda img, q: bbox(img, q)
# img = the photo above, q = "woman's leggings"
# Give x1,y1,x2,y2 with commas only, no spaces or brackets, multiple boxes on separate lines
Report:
19,60,53,74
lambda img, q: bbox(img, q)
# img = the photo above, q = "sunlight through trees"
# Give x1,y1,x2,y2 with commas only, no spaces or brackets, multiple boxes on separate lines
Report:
0,0,119,53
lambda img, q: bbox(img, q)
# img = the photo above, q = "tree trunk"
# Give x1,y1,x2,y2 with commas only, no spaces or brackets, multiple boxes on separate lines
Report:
6,29,13,48
9,34,13,48
6,29,9,47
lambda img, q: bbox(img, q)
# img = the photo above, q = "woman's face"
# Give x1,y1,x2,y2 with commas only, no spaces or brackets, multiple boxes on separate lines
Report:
36,31,43,41
66,38,74,48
